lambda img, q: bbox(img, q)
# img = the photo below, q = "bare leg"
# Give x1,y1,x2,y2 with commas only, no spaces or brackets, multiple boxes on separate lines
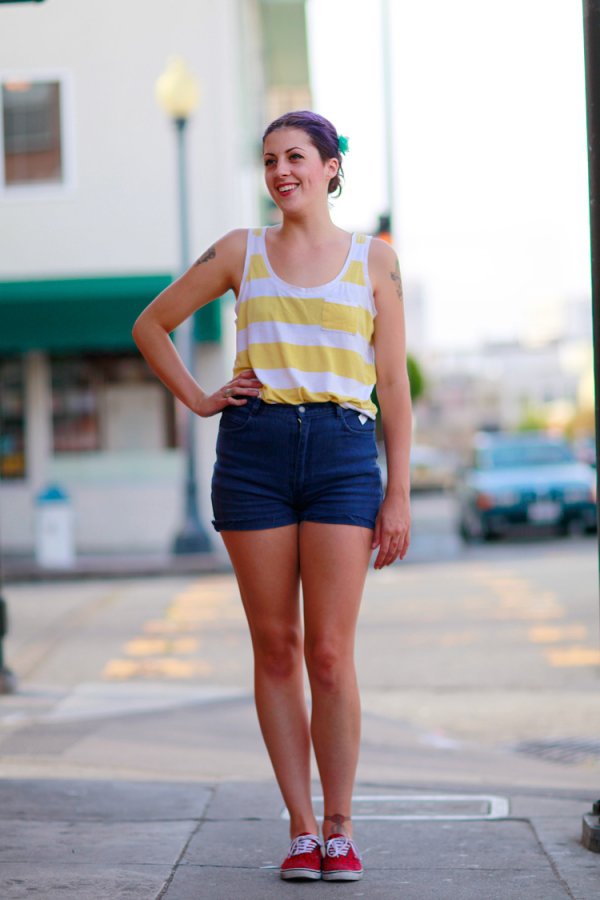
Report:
221,525,318,838
300,522,373,841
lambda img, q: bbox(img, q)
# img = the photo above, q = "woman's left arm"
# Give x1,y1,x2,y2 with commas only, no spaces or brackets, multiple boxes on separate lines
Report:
369,238,412,568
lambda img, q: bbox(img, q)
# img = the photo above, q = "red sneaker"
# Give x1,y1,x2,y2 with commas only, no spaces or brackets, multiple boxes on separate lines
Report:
322,833,364,881
280,832,323,880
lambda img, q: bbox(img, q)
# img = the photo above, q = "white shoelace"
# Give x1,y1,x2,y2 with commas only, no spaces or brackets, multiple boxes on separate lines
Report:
326,836,361,860
288,834,322,857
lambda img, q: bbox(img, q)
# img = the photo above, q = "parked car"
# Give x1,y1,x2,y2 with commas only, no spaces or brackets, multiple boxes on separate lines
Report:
574,436,596,469
456,432,597,541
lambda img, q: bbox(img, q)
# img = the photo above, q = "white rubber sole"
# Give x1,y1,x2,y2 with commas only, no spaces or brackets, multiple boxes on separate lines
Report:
280,868,322,880
322,869,364,881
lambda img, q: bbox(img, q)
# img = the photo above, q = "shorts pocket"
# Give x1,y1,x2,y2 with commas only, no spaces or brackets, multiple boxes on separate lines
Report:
219,404,254,433
321,301,358,335
340,409,376,435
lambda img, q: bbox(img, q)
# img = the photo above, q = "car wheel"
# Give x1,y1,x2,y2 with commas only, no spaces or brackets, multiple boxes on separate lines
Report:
459,516,481,543
459,520,472,542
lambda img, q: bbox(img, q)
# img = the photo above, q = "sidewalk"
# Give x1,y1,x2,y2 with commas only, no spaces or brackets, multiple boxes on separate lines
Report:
1,545,600,898
0,491,464,582
2,550,232,583
1,687,599,899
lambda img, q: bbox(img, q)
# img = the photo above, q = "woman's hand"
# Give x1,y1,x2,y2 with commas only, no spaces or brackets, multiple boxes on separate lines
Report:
194,370,263,417
372,492,411,568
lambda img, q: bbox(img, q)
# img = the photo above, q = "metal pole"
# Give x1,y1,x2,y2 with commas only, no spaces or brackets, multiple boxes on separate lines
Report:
581,0,600,853
172,117,211,554
0,502,17,693
381,0,395,237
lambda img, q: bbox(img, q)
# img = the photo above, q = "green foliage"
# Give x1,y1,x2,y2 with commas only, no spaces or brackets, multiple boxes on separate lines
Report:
371,352,426,414
406,353,425,403
517,406,549,432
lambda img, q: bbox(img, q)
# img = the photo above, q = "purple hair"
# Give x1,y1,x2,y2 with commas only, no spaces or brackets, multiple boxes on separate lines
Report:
262,110,344,196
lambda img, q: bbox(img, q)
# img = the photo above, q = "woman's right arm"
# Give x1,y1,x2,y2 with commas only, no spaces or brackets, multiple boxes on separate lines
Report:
132,228,261,417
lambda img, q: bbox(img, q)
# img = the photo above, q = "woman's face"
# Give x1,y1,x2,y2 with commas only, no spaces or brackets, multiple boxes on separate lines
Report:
262,127,338,213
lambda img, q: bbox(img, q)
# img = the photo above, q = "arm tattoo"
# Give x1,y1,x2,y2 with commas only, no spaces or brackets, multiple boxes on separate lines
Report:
390,260,403,301
193,245,216,267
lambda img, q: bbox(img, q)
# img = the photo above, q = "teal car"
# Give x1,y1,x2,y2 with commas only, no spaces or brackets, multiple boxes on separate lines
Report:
456,432,597,541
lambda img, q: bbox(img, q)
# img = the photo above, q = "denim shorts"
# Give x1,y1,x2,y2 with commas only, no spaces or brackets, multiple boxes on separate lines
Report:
211,398,383,532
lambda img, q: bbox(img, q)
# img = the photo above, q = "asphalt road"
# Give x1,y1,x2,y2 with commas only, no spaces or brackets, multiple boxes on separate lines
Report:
2,492,599,767
1,496,599,900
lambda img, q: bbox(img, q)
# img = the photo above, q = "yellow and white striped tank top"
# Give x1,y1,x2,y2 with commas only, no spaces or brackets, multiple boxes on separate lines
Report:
233,227,378,418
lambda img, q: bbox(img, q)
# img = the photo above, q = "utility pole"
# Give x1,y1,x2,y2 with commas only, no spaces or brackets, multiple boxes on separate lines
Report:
581,0,600,855
381,0,396,239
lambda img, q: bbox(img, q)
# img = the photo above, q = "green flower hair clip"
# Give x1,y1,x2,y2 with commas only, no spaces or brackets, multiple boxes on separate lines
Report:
338,134,349,155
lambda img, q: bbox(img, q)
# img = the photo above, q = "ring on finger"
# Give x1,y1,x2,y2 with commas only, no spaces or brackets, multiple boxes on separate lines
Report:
224,387,233,398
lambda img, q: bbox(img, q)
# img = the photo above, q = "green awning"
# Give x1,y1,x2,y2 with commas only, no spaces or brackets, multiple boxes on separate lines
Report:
0,275,222,352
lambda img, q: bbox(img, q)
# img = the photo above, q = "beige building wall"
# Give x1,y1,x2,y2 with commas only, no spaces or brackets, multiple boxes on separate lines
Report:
0,0,314,558
0,0,259,277
0,0,267,556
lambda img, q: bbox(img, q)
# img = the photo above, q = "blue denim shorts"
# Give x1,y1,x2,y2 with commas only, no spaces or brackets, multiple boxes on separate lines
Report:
211,398,383,532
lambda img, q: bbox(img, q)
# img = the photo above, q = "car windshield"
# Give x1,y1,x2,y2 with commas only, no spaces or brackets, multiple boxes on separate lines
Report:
477,442,575,470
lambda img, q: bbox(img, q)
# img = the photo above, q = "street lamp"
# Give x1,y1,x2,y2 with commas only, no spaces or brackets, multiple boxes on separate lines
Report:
155,57,211,554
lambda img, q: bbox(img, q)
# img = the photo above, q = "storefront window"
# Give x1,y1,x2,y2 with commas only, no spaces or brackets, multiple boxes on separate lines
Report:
51,357,101,452
0,358,26,479
51,354,176,453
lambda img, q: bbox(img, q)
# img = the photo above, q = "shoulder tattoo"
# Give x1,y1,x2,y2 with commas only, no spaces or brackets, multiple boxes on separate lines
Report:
390,260,403,301
193,245,216,267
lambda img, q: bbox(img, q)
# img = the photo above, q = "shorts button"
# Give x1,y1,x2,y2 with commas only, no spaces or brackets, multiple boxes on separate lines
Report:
298,405,306,413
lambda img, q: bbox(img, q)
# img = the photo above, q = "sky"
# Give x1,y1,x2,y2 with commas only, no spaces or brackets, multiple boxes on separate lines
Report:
306,0,592,352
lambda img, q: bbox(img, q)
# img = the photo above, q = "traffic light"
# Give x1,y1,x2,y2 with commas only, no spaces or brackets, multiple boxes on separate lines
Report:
376,213,393,245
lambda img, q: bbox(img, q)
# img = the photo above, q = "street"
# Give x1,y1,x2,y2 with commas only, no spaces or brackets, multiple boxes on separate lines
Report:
0,493,599,898
1,492,599,765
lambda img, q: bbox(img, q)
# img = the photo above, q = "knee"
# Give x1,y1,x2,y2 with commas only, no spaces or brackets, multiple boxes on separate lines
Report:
254,628,302,680
305,642,351,692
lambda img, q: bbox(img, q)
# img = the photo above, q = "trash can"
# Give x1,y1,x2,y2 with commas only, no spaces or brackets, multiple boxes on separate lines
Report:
35,484,75,568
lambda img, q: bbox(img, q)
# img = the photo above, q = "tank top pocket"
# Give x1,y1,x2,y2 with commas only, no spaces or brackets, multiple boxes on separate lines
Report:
321,300,358,335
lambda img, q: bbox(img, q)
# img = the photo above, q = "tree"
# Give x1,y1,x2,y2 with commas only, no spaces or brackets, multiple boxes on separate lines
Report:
406,353,425,403
371,352,425,414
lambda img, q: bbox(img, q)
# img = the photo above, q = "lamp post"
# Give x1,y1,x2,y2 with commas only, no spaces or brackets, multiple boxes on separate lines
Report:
156,57,211,554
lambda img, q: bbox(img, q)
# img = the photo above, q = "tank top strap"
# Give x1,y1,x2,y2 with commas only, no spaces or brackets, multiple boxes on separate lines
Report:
351,232,372,263
246,226,267,256
240,227,270,295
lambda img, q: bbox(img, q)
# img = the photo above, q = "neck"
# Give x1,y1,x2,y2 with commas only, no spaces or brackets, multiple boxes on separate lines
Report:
278,205,340,242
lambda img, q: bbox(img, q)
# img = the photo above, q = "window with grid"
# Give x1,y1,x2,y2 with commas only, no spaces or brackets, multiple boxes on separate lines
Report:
51,354,177,454
2,79,63,187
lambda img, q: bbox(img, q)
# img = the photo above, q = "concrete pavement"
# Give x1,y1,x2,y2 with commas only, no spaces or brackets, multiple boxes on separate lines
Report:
0,774,596,900
0,684,599,899
1,529,600,898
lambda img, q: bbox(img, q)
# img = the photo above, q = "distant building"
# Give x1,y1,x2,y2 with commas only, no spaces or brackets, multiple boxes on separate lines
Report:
415,333,594,455
403,280,427,357
0,0,312,557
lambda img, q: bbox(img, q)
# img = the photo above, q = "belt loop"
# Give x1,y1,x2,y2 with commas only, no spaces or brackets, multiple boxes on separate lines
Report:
335,403,344,418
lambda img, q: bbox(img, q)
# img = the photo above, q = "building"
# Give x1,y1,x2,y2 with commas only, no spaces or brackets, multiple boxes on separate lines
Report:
415,329,594,457
0,0,311,558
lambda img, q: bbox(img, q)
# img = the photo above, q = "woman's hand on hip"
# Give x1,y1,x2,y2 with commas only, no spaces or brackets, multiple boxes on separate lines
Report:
372,492,411,568
194,370,263,417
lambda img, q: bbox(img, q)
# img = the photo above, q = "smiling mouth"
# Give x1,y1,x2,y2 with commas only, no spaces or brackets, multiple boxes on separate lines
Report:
277,183,299,195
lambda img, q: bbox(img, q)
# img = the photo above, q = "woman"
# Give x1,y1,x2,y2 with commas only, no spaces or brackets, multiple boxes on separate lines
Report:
132,110,411,882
